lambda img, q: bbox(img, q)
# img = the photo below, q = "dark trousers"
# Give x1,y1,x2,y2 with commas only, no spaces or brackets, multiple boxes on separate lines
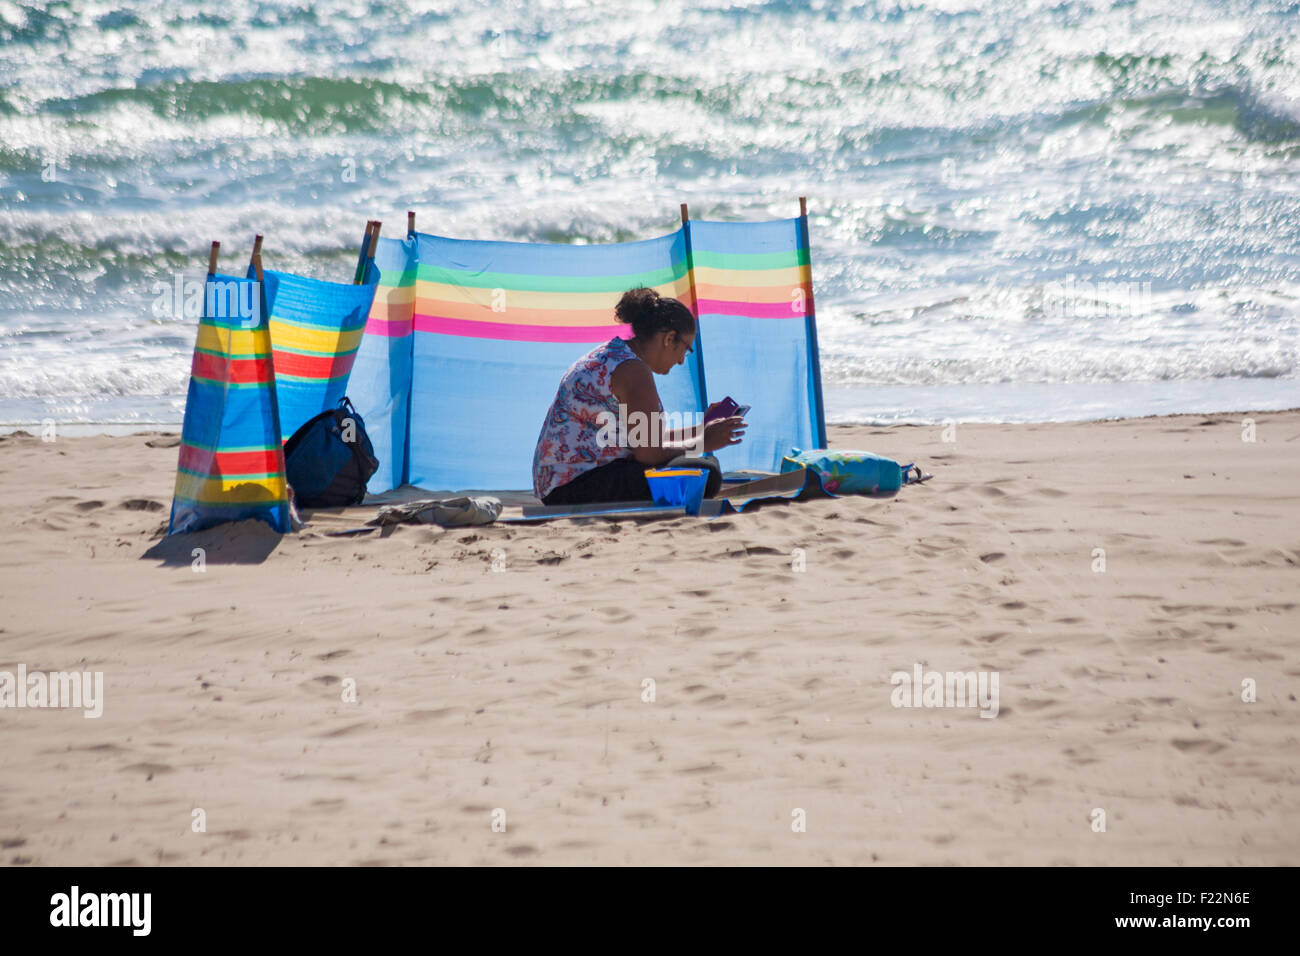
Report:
542,455,722,506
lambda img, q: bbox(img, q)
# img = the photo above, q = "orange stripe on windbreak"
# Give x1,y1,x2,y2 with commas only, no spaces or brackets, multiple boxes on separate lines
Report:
693,280,812,306
369,298,416,323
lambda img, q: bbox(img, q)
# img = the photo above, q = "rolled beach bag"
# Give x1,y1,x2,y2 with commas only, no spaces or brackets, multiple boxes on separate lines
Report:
780,448,919,495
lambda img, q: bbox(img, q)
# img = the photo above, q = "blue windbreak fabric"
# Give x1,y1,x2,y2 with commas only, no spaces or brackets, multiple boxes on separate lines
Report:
352,230,703,491
347,240,416,492
686,217,828,473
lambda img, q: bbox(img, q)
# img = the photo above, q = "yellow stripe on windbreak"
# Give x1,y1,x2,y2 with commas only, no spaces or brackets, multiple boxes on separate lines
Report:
645,469,705,478
375,283,416,306
195,323,271,359
268,320,366,355
690,264,809,290
173,471,287,505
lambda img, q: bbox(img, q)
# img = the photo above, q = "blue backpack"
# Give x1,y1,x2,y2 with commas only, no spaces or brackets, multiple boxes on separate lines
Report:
283,397,379,508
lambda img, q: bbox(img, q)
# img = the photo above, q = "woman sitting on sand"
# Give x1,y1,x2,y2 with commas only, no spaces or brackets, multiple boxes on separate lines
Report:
532,287,746,506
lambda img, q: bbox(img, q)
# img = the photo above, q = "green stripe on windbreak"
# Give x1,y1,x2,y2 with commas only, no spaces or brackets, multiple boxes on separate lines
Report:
691,248,809,271
414,262,688,293
377,266,420,287
269,343,360,358
177,466,281,481
268,314,368,332
180,440,278,454
274,372,350,384
190,376,271,389
195,346,271,361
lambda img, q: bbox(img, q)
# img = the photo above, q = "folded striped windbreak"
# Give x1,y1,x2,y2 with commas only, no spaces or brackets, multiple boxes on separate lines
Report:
262,263,379,440
168,273,290,535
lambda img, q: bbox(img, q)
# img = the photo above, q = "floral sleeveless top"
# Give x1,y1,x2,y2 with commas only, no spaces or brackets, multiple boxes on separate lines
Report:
532,337,641,500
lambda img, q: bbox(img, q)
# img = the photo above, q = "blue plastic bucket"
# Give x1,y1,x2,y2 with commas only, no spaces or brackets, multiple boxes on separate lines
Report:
645,468,708,514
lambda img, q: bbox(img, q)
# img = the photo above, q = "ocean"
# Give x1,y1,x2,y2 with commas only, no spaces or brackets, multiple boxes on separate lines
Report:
1,0,1297,429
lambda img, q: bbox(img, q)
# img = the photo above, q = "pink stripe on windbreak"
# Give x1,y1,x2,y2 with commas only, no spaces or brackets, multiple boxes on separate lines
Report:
696,298,806,319
364,315,414,337
413,314,633,343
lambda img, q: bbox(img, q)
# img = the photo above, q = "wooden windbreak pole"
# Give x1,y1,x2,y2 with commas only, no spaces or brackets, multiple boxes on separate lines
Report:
679,203,698,316
207,241,220,277
678,201,709,419
250,233,264,284
796,195,828,448
407,210,416,237
353,220,376,284
364,220,382,280
796,196,814,322
250,247,267,328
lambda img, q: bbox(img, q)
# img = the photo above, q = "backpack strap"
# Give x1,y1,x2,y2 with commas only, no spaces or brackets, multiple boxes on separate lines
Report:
901,463,932,485
334,397,374,505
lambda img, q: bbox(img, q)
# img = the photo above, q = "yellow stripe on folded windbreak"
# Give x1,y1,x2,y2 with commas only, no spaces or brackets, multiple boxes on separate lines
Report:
268,320,366,355
645,469,705,478
173,471,287,505
195,324,271,358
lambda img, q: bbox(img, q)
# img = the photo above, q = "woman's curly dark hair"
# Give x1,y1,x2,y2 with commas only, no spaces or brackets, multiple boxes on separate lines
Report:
615,287,695,342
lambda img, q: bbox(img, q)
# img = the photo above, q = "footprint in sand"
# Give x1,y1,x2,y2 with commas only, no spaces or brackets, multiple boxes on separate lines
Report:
119,498,164,512
1171,739,1227,754
122,762,172,778
404,708,455,723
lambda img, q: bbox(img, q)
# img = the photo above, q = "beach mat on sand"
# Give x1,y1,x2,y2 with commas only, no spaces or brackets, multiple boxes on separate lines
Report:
713,466,836,513
498,467,835,523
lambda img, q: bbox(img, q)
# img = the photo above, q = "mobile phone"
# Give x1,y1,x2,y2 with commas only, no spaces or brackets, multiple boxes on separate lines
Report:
735,404,751,418
704,396,740,423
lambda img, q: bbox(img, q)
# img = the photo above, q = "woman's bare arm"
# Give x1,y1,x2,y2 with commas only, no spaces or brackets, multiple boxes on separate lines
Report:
610,360,698,465
611,363,746,464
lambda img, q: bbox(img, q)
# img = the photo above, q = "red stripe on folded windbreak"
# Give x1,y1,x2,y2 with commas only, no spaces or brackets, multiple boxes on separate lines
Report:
192,351,273,384
178,444,282,476
272,349,358,380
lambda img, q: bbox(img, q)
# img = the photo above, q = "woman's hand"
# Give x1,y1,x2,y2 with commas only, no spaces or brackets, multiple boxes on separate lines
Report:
703,415,747,453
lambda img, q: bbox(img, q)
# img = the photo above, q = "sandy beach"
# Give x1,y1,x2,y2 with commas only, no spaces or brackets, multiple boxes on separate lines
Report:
0,411,1297,866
